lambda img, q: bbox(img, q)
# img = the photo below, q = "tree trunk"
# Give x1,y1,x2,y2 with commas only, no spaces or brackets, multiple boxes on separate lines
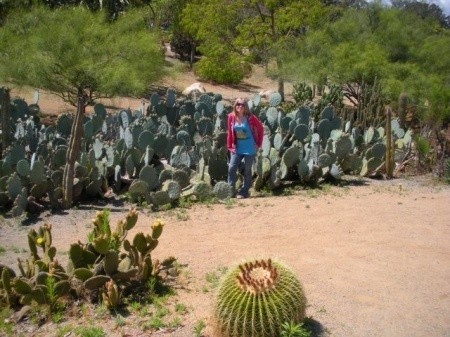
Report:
276,58,285,102
189,42,195,69
0,87,11,159
62,90,85,209
277,78,285,103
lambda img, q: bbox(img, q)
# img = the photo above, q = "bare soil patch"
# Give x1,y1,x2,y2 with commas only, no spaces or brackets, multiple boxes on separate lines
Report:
0,176,449,337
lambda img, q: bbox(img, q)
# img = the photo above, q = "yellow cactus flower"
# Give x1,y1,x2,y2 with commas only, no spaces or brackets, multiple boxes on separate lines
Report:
151,219,164,239
152,219,164,227
36,237,44,245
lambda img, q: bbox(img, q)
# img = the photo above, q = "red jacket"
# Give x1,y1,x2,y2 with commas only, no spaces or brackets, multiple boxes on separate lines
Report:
227,112,264,153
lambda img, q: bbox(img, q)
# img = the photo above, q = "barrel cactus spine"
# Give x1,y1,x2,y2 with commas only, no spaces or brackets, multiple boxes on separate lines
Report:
213,258,307,337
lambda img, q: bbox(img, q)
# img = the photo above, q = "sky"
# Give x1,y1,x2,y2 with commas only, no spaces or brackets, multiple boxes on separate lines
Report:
368,0,450,15
429,0,450,14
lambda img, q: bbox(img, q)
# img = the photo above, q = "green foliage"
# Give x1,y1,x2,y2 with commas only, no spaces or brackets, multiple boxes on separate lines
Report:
292,82,313,104
280,321,311,337
414,136,431,158
0,307,14,336
181,0,325,85
45,275,62,314
391,0,450,28
181,0,248,84
73,325,106,337
194,53,249,85
281,4,450,125
0,7,165,106
193,319,206,337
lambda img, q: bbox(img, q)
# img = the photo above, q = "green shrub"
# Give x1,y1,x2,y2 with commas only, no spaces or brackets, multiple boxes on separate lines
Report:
194,54,249,84
280,321,311,337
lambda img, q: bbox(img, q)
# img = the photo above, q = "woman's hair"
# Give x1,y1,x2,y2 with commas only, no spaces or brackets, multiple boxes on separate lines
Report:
233,98,250,115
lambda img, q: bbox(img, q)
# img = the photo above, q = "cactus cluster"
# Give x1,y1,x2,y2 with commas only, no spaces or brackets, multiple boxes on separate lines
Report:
68,209,166,300
252,94,409,190
0,86,412,216
213,258,306,337
0,209,174,311
0,222,70,308
0,89,233,215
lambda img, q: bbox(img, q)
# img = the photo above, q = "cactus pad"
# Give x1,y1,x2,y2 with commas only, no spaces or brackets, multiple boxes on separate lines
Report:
139,165,159,191
371,143,386,160
268,92,282,107
266,107,279,128
138,130,155,151
294,124,309,142
282,146,301,168
213,181,232,200
16,159,30,177
7,173,22,199
162,180,181,201
192,182,212,200
56,114,72,137
151,190,171,207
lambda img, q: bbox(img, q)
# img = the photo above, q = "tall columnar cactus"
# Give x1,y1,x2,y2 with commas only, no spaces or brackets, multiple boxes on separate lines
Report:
0,87,11,159
62,91,87,209
213,259,307,337
398,92,408,129
385,107,394,178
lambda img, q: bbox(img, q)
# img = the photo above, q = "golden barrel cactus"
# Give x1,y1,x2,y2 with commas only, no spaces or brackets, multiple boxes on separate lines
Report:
213,258,307,337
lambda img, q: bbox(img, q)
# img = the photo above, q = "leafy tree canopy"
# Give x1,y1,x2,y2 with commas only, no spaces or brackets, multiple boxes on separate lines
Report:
0,1,155,25
391,0,450,28
180,0,325,85
0,6,166,106
280,4,450,123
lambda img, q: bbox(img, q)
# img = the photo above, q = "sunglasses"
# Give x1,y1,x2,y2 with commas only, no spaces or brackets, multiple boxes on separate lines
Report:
235,103,245,107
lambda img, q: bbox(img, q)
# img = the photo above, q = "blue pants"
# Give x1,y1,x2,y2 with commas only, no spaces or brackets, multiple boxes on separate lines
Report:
228,153,255,197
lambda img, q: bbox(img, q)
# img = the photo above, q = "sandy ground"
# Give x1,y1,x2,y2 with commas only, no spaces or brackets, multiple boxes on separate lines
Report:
0,176,449,337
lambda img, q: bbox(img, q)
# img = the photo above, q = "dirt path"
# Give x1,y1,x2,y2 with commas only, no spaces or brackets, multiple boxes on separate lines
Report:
1,177,449,337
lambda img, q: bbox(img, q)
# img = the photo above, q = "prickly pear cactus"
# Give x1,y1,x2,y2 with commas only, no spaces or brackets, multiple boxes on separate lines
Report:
213,258,307,337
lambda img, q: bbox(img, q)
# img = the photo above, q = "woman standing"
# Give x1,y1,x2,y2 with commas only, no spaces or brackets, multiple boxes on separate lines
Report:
226,98,264,198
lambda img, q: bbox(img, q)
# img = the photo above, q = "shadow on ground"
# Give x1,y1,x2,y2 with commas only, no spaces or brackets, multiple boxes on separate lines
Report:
305,317,326,337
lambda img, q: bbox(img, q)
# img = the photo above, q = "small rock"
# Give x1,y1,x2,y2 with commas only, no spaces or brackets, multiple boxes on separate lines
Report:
182,82,206,96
